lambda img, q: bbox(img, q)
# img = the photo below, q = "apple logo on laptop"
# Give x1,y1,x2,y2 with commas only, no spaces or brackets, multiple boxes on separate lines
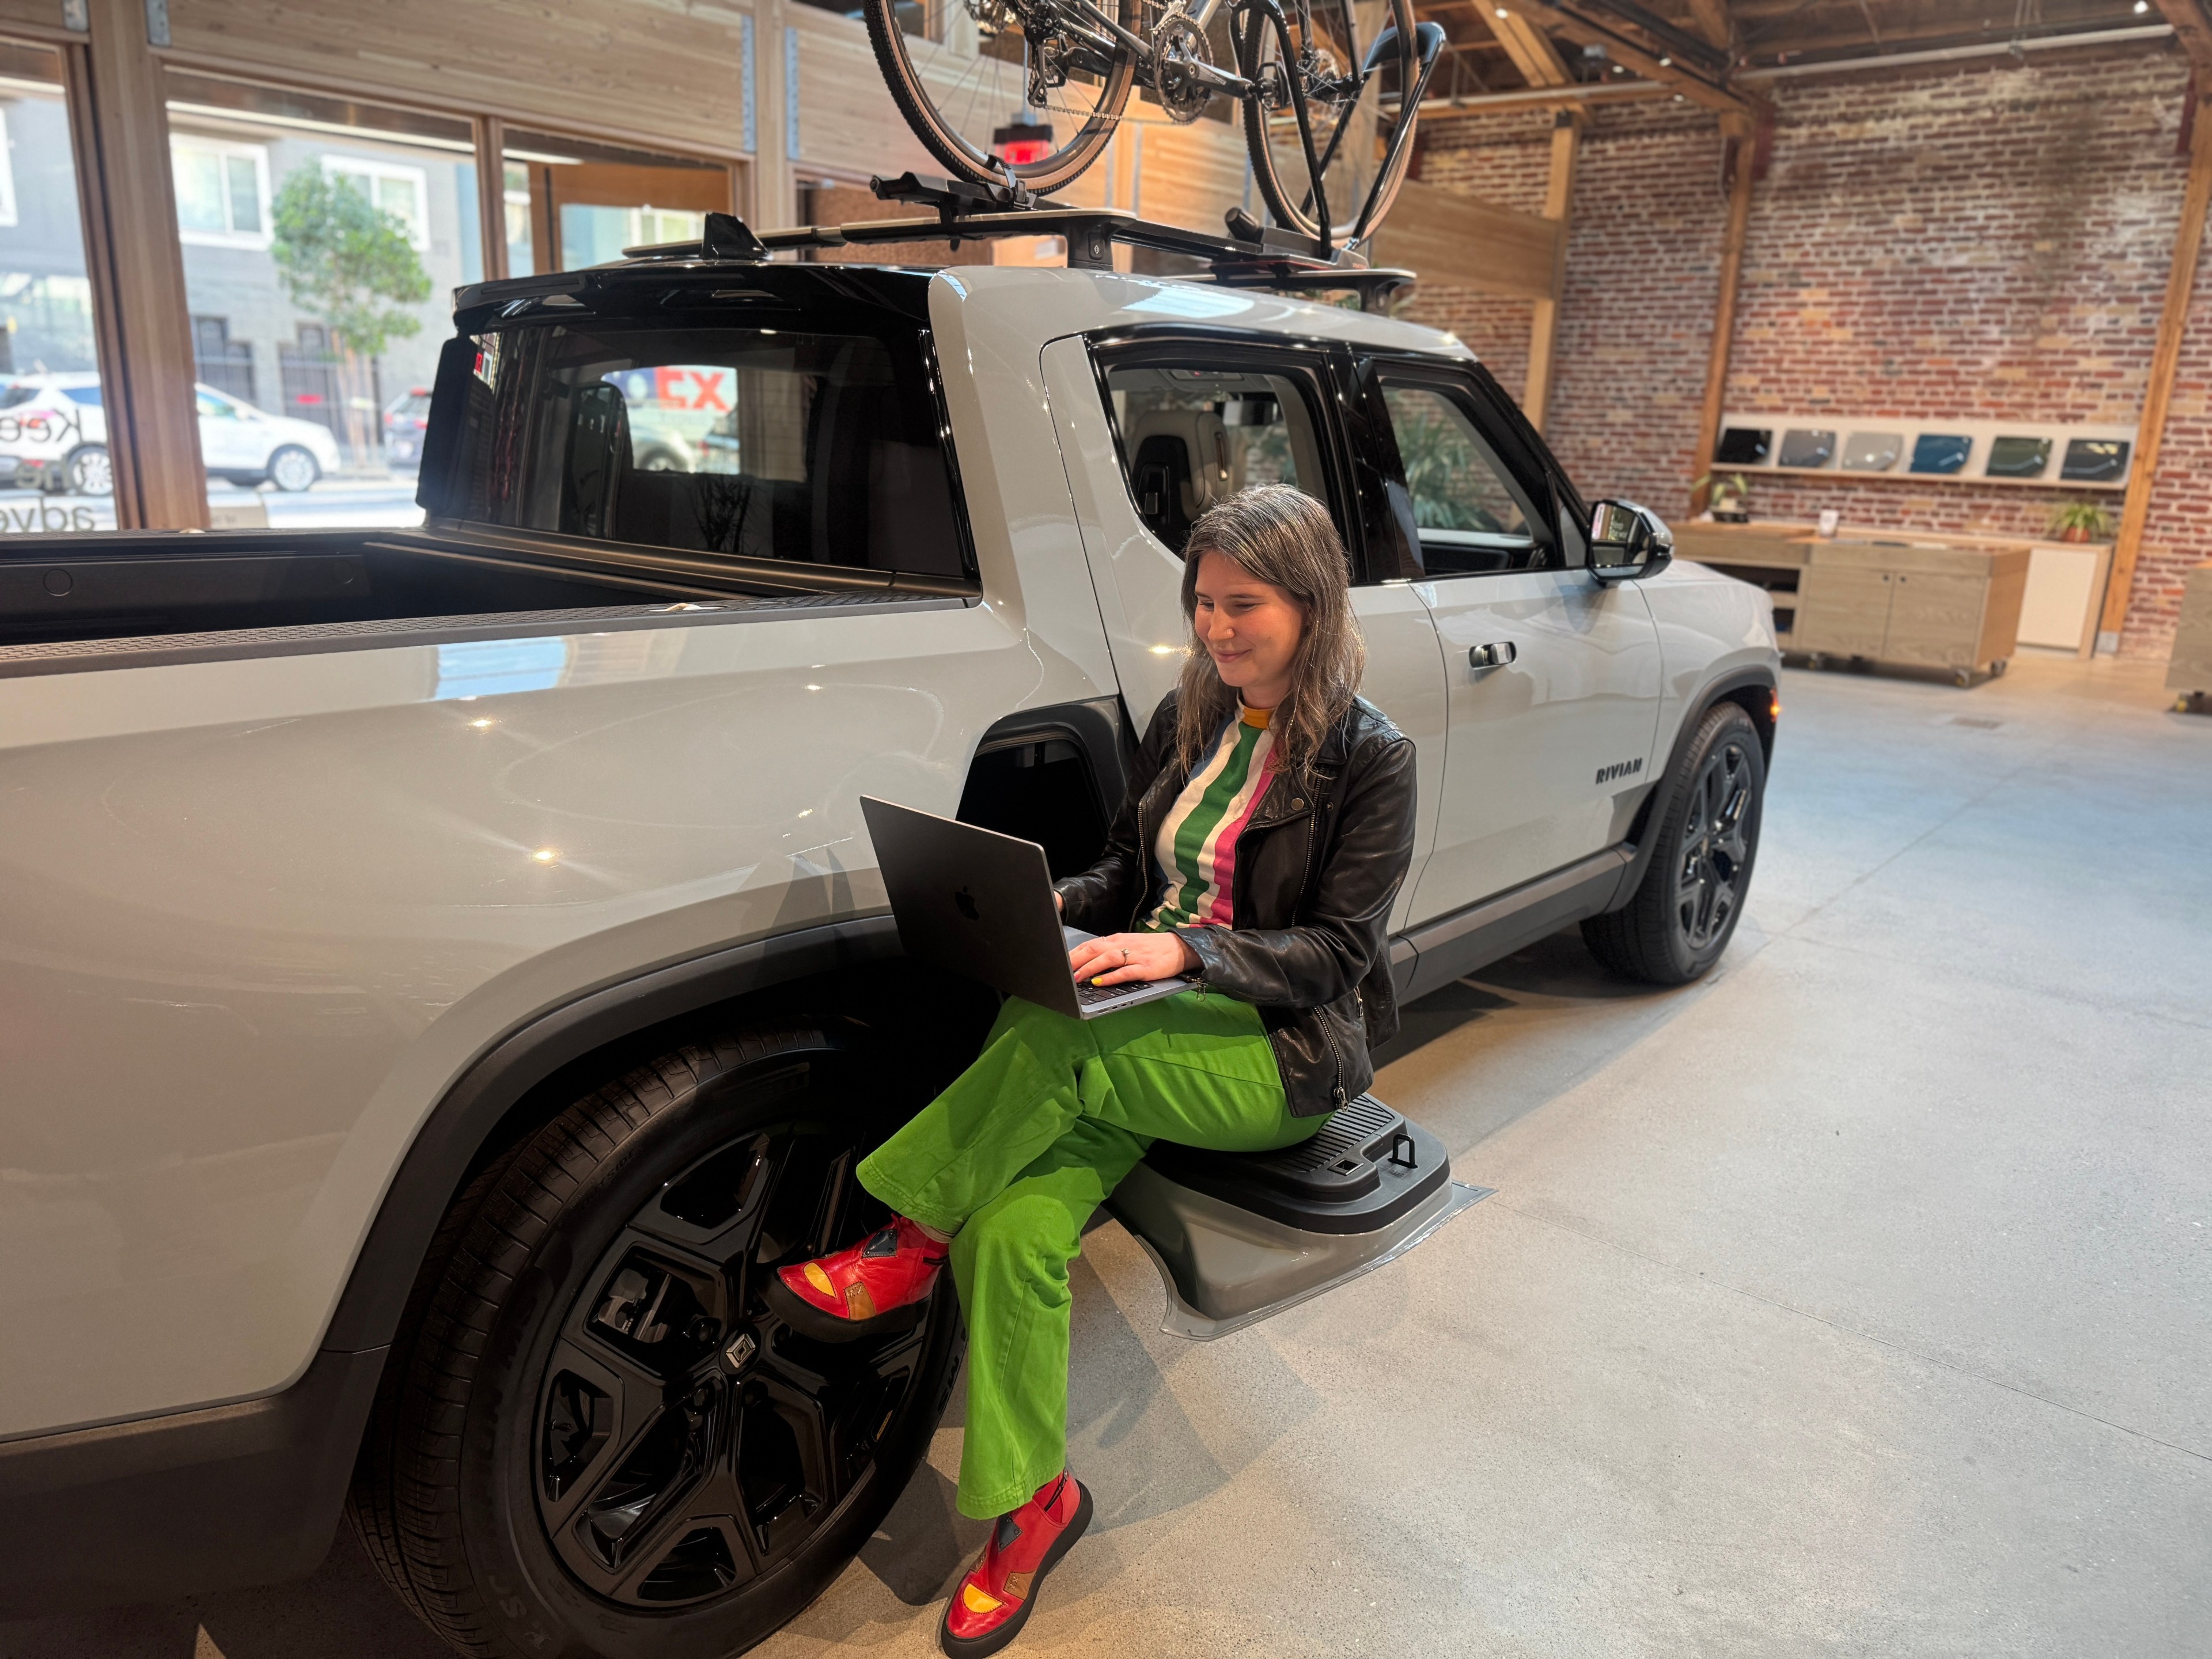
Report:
954,887,979,921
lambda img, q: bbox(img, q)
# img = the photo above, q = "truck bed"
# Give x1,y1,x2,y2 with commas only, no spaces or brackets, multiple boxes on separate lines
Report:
0,525,975,671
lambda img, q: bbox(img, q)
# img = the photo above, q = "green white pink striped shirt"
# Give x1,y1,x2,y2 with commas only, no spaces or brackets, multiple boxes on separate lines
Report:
1143,704,1279,933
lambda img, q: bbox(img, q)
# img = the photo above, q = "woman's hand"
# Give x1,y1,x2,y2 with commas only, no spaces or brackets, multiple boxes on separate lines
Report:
1069,931,1199,987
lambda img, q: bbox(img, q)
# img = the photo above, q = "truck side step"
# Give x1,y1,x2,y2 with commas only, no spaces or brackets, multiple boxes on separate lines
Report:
1105,1096,1491,1340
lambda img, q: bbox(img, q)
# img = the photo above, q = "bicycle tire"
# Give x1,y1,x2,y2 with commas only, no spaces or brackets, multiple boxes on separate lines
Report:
1239,0,1419,247
863,0,1141,197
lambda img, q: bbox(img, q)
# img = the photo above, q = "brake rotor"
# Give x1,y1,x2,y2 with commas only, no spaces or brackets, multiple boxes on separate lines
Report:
1152,7,1214,124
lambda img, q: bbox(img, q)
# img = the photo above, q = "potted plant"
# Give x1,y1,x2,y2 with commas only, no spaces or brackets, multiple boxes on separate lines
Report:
1694,472,1752,522
2046,499,2114,543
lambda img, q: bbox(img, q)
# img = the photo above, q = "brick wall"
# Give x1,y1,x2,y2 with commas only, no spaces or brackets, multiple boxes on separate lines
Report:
1409,46,2211,658
1409,110,1552,404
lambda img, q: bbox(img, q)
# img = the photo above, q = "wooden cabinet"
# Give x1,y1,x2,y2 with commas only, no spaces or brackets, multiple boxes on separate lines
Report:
1794,540,2029,680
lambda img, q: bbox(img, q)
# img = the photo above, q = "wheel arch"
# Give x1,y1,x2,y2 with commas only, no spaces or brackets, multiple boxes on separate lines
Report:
1604,666,1777,913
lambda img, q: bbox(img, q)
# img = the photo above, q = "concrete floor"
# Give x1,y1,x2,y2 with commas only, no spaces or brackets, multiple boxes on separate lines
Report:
9,652,2208,1659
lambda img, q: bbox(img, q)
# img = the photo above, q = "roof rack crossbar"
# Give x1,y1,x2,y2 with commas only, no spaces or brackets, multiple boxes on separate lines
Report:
612,182,1416,308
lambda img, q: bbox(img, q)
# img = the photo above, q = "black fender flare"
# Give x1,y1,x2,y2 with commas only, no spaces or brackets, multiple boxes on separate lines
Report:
1603,666,1778,912
321,915,904,1353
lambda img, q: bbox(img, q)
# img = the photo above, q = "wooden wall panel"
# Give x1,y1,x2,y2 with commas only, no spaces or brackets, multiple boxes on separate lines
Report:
1372,177,1561,300
163,0,754,160
0,0,74,37
789,5,933,180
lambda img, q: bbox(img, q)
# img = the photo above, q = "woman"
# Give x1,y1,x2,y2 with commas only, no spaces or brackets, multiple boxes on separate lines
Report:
770,484,1416,1657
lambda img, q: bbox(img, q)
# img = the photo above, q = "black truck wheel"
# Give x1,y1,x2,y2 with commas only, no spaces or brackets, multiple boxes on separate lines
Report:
1581,701,1766,986
349,1019,964,1659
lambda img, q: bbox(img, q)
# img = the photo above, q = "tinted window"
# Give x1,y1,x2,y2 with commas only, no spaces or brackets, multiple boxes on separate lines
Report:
439,322,968,581
1103,362,1336,554
65,385,103,408
1377,381,1550,576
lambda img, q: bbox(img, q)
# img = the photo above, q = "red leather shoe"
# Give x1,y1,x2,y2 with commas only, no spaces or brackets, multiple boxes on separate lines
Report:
940,1472,1092,1657
766,1216,948,1342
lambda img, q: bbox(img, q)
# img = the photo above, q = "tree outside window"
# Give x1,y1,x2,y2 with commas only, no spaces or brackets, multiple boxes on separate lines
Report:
271,168,431,465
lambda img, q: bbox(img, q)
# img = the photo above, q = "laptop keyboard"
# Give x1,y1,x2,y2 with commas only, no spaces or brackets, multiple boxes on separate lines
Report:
1074,978,1127,1007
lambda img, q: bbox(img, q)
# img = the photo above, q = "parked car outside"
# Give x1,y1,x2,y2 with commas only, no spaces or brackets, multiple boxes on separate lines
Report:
0,372,343,494
381,387,433,472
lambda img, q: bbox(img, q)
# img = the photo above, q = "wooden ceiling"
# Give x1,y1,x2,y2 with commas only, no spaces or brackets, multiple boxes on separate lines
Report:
1416,0,2190,111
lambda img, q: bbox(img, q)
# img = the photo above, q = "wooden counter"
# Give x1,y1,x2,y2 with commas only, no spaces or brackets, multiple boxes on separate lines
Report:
1796,539,2030,680
1672,520,2030,681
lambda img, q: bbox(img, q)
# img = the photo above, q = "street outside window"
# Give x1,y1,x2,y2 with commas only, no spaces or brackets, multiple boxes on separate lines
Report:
164,70,486,529
0,39,118,533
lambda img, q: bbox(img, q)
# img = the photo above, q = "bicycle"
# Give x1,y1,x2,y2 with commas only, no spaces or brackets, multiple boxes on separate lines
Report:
862,0,1443,253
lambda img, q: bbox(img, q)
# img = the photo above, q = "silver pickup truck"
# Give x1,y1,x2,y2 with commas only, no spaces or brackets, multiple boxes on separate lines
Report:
0,208,1778,1656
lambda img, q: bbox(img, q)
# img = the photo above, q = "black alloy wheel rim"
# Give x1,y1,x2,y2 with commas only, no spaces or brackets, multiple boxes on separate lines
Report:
532,1094,943,1609
1673,738,1754,953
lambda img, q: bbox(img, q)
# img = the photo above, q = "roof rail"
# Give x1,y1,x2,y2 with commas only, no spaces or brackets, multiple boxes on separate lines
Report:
618,176,1416,313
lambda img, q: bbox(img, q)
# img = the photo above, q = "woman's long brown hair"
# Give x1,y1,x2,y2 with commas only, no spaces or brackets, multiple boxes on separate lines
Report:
1174,484,1366,781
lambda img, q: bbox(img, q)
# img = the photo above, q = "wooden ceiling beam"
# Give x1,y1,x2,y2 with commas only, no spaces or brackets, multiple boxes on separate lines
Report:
1488,5,1577,85
2149,0,2212,69
1685,0,1736,52
1516,0,1759,112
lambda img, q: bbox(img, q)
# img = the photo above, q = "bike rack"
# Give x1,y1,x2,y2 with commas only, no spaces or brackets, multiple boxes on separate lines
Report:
620,178,1418,314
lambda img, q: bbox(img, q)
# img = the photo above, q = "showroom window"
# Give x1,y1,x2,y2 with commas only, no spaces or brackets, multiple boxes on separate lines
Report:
164,71,483,528
0,39,117,529
503,130,733,274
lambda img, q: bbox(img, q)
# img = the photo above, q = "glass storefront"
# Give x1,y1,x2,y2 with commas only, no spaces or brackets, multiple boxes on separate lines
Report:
0,41,116,533
503,131,733,275
163,72,485,529
0,50,747,541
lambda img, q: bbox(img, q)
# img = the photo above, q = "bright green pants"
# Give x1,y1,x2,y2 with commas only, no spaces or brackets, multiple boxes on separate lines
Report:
856,989,1316,1518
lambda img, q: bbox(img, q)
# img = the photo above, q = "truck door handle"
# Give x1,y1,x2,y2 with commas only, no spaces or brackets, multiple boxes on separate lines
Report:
1469,641,1517,669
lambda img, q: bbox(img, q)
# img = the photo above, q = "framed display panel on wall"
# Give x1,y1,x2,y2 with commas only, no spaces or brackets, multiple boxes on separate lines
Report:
1715,414,2139,491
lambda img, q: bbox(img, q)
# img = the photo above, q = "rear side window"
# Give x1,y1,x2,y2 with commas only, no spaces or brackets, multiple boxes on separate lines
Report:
437,321,969,581
1102,362,1338,555
1375,376,1554,577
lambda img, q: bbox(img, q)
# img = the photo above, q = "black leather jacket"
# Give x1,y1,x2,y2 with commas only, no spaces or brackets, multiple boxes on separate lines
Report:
1055,691,1418,1117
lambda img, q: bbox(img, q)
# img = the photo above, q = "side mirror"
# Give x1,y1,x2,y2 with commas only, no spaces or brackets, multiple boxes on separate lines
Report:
1588,499,1674,583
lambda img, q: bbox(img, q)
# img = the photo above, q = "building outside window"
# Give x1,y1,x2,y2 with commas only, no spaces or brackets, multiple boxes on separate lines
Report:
0,39,116,531
172,136,273,249
164,70,484,528
323,156,431,249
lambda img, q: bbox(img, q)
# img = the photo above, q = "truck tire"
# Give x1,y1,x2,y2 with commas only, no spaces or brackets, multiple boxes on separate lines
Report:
348,1018,964,1659
1581,701,1766,986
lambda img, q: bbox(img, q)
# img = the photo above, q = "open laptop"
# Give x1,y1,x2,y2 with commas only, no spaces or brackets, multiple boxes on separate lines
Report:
860,796,1194,1019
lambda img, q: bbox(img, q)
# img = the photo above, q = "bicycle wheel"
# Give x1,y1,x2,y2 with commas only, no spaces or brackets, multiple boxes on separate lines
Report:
1238,0,1419,247
865,0,1142,196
